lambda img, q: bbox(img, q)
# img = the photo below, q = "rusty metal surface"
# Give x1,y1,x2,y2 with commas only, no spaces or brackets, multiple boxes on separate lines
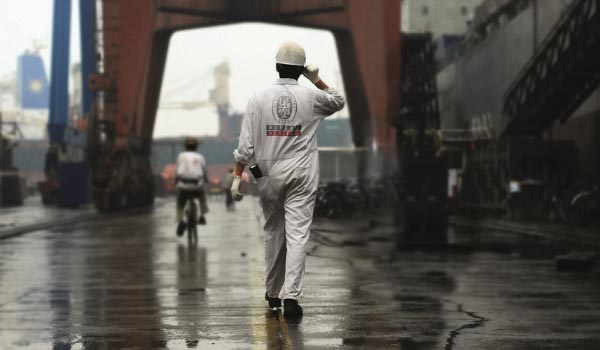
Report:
157,0,348,19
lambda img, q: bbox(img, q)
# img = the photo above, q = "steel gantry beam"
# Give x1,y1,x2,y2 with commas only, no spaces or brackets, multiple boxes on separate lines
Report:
156,0,348,19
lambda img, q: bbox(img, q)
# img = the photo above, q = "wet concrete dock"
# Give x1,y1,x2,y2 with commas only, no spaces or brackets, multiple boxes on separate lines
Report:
0,198,95,239
1,198,599,349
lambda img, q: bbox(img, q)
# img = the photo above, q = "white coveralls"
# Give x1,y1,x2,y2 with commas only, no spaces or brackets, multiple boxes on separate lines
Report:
234,78,345,300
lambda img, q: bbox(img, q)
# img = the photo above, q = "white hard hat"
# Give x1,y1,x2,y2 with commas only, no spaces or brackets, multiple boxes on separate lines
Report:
275,42,306,66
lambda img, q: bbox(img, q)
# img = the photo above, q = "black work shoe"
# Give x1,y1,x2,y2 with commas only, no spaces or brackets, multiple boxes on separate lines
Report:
265,292,281,308
176,221,186,237
283,299,303,317
198,216,206,225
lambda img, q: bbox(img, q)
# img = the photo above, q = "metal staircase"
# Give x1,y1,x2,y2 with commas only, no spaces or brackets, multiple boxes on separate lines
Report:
396,33,440,132
394,33,447,242
502,0,600,136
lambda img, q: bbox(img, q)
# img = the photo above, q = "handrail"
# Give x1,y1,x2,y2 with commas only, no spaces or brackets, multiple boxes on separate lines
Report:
502,0,600,135
503,0,583,101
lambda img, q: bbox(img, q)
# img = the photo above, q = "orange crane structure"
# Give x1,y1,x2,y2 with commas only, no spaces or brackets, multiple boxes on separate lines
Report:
88,0,401,211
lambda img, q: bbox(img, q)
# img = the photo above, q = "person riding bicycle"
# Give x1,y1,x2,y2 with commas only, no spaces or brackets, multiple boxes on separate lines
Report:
175,137,209,236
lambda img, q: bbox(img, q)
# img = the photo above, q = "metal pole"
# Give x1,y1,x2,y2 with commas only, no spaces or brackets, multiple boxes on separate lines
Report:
79,0,97,118
48,0,72,144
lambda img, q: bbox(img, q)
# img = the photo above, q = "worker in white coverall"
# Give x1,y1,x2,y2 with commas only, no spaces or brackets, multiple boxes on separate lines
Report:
175,137,209,236
231,42,345,317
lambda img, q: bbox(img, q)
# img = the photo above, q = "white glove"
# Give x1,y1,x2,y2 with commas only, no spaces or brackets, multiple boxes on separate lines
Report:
303,64,321,84
231,175,243,201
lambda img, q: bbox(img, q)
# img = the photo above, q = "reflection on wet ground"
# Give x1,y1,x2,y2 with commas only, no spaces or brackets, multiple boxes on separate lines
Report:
447,223,600,261
0,198,599,349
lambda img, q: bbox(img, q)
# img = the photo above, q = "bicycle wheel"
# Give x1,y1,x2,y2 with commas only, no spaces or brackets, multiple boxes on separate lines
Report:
570,192,592,224
187,200,198,244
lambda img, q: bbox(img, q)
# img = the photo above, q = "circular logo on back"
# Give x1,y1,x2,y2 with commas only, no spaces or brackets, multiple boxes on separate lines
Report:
272,91,297,124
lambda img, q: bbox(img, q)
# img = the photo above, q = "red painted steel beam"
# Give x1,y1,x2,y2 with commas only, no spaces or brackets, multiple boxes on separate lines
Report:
280,0,401,152
156,0,347,19
102,0,399,153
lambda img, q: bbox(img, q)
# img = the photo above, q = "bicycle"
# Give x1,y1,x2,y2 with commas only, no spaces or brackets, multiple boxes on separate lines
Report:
183,196,198,245
568,186,600,225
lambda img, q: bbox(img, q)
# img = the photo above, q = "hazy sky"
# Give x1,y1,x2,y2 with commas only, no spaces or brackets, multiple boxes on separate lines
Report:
0,0,80,78
156,23,347,137
0,1,347,138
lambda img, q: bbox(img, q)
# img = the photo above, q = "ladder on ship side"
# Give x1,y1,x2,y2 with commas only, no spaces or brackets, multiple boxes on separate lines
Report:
396,33,440,132
394,33,447,241
502,0,600,136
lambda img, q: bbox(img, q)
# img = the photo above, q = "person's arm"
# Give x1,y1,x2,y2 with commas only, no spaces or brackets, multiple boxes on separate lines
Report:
231,95,255,201
314,80,329,91
234,163,245,176
229,162,246,201
233,94,255,167
201,156,209,184
175,153,183,184
303,64,345,117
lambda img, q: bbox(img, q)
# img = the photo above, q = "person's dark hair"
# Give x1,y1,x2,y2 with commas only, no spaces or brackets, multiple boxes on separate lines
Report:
184,137,198,151
276,63,303,80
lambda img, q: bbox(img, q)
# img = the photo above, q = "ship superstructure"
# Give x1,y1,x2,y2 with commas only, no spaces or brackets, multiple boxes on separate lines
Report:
434,0,600,213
